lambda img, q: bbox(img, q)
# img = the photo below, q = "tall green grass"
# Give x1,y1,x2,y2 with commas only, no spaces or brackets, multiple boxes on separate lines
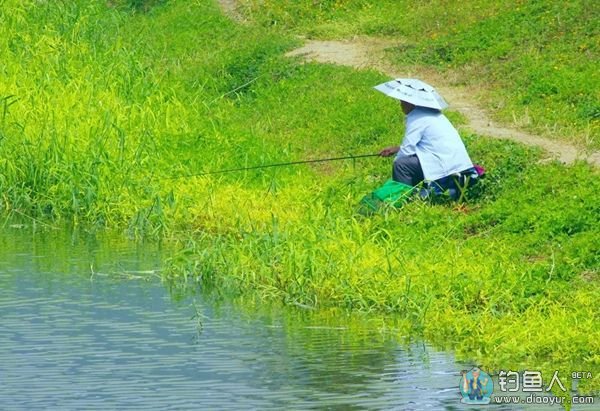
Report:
0,0,598,394
0,0,296,229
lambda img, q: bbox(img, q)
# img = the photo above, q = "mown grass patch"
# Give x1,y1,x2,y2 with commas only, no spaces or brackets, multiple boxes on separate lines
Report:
238,0,600,149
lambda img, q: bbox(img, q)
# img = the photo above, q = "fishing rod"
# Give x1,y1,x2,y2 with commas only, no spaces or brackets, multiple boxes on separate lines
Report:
166,153,381,180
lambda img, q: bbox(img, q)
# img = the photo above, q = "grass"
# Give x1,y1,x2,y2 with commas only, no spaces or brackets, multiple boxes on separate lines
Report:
238,0,600,149
0,0,598,398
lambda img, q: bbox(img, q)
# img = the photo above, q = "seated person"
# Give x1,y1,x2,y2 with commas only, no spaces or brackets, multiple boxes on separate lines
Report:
379,99,481,198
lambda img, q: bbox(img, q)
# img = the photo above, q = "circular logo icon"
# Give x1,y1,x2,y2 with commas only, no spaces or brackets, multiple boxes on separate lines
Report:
459,367,494,404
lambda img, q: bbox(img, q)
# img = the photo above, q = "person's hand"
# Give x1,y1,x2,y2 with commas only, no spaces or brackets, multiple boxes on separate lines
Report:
379,146,399,157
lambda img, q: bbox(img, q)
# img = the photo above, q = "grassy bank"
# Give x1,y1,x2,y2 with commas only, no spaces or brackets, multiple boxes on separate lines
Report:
239,0,600,149
0,0,598,395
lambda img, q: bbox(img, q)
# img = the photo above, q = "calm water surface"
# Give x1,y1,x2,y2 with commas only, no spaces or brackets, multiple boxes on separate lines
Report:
0,226,585,410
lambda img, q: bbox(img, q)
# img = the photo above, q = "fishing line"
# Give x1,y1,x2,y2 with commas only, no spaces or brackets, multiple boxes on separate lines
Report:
165,153,380,180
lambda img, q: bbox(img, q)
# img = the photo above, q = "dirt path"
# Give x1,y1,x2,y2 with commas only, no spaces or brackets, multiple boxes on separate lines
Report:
218,3,599,166
218,0,245,23
287,39,599,166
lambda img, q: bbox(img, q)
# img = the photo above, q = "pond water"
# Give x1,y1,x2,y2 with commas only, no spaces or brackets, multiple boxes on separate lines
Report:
0,225,589,410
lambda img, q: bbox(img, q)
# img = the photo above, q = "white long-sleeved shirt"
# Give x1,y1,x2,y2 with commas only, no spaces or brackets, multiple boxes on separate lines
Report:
397,107,473,181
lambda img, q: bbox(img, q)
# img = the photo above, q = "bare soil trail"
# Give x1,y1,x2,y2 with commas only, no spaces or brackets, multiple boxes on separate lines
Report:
219,0,245,23
287,38,600,166
218,2,599,167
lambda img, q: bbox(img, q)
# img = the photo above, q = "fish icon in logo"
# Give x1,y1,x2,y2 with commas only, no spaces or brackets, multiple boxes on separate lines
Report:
459,367,493,404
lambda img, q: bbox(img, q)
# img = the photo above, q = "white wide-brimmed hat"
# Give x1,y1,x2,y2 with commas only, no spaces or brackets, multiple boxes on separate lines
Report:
374,78,448,110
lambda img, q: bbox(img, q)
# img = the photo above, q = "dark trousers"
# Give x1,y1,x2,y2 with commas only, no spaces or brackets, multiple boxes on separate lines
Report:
393,154,424,186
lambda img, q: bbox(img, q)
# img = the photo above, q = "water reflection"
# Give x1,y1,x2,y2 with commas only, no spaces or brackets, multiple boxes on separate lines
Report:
0,226,571,410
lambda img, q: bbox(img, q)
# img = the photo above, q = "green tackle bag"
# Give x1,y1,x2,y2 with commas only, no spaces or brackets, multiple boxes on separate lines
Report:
358,179,415,215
